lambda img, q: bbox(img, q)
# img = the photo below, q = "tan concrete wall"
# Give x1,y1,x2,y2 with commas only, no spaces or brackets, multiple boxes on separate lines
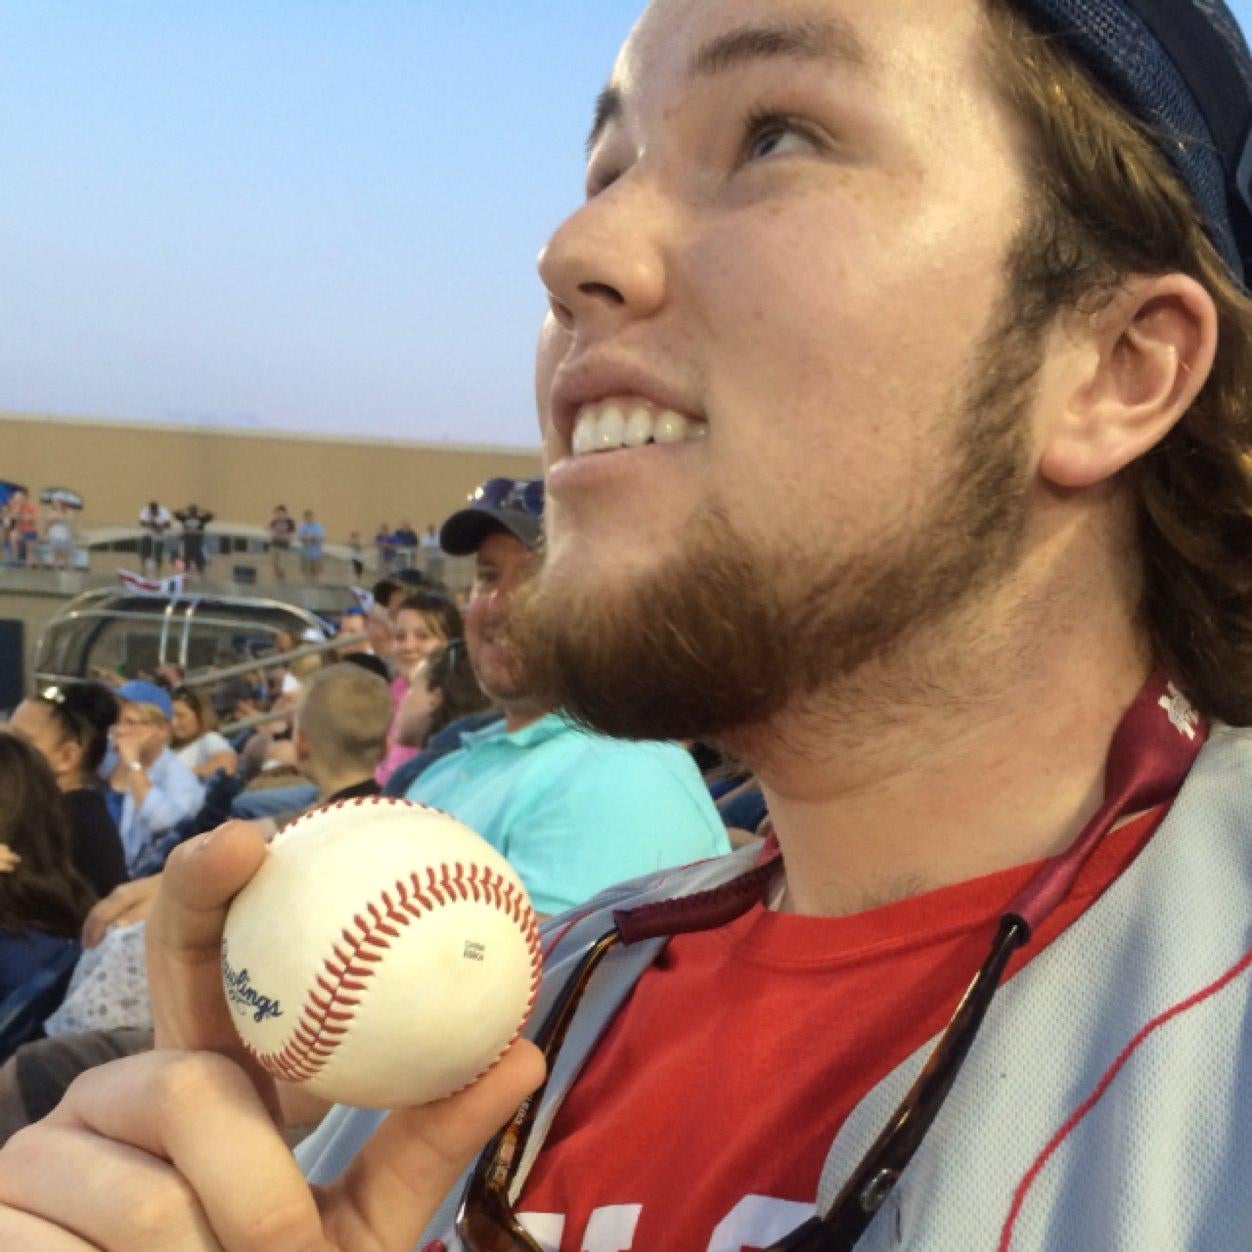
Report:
2,411,542,539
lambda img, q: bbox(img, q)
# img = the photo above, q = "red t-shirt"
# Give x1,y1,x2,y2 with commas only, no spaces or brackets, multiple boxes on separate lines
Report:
514,807,1167,1252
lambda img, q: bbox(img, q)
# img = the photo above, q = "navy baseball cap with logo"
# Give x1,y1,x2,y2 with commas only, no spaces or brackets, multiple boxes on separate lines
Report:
440,476,545,556
1010,0,1252,284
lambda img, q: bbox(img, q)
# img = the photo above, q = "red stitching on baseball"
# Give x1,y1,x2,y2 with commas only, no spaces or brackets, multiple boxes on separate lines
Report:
243,863,543,1090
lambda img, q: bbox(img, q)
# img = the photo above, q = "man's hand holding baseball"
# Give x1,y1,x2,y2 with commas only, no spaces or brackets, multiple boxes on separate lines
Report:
0,821,546,1250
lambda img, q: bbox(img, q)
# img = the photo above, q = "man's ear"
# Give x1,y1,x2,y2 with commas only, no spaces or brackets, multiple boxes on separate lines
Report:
1038,273,1218,490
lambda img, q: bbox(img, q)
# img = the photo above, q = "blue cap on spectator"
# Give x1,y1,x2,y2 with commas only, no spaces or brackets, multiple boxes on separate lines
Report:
1013,0,1252,283
116,679,174,720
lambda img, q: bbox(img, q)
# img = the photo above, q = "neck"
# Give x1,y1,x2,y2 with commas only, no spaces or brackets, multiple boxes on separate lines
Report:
503,701,546,733
737,515,1154,917
311,766,376,800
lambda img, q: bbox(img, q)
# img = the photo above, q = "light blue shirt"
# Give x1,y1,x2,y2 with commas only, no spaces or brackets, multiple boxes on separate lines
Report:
103,747,204,873
405,713,730,915
298,521,326,559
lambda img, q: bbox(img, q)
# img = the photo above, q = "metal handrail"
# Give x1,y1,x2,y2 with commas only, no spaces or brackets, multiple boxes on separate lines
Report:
34,630,369,694
177,632,369,689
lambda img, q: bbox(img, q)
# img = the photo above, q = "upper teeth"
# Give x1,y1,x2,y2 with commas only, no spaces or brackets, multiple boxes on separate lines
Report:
572,399,708,456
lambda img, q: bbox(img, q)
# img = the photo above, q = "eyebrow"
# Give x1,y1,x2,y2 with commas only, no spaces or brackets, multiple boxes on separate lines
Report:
586,85,622,156
586,17,869,155
690,17,869,78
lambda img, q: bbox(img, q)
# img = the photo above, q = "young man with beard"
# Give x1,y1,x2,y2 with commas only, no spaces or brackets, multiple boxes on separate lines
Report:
0,1,1251,1249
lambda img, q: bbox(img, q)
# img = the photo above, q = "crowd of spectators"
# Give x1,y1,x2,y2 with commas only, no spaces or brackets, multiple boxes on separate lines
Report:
3,487,455,585
373,519,442,574
1,491,78,569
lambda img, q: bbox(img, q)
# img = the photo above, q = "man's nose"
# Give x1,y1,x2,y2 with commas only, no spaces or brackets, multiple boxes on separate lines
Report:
538,177,669,335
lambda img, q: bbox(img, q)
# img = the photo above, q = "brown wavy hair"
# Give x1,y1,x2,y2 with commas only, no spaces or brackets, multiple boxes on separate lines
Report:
985,2,1252,724
423,640,493,739
171,685,218,740
0,734,96,937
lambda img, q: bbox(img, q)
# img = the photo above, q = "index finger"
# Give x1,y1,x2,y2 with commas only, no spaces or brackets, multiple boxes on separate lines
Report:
146,822,270,1068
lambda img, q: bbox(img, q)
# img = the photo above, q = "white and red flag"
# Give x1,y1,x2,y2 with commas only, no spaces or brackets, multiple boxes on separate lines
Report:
118,569,187,598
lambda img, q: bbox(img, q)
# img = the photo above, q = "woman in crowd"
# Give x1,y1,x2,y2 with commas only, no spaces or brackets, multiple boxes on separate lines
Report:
103,681,203,874
169,687,237,780
6,683,127,899
375,591,463,785
0,736,95,999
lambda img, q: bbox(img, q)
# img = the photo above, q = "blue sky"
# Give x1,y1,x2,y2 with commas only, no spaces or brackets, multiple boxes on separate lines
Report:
2,2,1250,448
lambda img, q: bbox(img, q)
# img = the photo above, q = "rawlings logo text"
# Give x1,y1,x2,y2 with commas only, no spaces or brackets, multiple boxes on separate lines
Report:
222,946,283,1023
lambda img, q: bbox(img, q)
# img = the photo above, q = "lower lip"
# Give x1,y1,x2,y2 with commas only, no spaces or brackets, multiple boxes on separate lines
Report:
548,441,700,495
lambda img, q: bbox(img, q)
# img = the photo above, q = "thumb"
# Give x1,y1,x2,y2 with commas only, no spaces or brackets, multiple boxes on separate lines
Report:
320,1040,547,1250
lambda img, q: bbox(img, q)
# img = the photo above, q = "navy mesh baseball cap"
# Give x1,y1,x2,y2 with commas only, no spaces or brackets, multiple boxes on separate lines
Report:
1010,0,1252,284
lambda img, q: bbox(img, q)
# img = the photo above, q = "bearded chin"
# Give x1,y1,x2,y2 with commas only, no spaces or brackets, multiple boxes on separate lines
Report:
515,312,1040,744
513,520,805,742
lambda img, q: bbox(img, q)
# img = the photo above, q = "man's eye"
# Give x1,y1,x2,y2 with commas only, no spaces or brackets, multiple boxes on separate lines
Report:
744,114,820,162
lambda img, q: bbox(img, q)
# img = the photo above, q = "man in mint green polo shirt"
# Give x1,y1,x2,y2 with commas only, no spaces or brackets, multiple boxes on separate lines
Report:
406,476,729,916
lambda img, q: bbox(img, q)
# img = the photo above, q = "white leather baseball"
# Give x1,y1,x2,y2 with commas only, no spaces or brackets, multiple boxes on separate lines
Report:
220,796,541,1109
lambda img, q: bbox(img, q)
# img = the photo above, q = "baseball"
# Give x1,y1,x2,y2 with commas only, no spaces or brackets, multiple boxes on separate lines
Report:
220,796,542,1109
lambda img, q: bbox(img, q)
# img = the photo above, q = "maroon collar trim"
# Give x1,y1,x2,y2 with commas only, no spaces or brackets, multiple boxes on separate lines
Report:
613,848,783,944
